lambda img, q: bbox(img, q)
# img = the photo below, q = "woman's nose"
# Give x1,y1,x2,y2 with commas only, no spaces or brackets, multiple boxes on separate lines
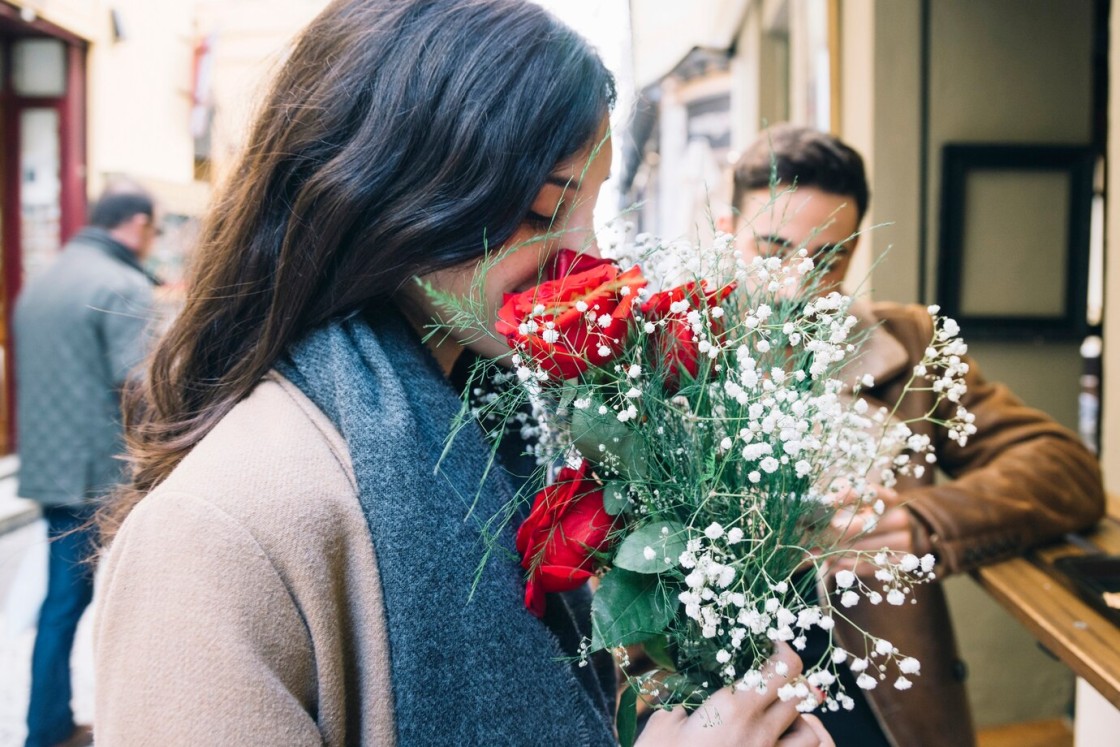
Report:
562,211,600,257
582,233,601,258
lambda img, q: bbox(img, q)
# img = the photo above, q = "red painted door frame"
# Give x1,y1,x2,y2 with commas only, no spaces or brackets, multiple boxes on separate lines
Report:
0,19,88,451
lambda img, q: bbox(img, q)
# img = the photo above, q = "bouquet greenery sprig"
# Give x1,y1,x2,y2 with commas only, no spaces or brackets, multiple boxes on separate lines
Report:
432,221,975,741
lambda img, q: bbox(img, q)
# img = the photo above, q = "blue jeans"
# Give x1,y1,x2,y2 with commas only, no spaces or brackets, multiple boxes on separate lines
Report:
25,505,97,747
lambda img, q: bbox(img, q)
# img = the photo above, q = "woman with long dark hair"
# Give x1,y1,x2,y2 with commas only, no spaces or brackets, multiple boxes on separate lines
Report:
93,1,832,744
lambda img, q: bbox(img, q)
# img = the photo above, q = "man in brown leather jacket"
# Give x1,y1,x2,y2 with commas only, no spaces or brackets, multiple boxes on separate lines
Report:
729,124,1105,747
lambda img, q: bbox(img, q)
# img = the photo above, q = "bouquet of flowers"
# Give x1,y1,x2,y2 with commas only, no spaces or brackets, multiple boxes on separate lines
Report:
437,225,975,743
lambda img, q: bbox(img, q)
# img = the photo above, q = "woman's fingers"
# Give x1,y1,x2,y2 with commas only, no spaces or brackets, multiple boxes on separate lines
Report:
777,715,834,747
637,644,816,747
695,642,806,743
800,714,834,744
643,704,688,728
752,644,816,740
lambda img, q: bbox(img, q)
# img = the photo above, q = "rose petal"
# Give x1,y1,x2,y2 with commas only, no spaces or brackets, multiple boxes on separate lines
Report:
534,565,595,593
525,577,546,618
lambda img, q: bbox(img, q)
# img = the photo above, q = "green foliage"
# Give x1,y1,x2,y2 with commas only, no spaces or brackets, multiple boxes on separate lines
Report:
602,482,631,516
616,686,638,747
641,634,678,672
591,569,676,650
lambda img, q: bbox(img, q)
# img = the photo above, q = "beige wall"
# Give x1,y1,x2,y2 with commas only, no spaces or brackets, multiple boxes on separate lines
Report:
839,0,923,303
924,0,1093,433
87,0,197,191
844,0,1093,434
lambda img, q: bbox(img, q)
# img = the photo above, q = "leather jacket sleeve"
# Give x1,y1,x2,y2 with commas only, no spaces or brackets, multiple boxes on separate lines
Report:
883,306,1106,576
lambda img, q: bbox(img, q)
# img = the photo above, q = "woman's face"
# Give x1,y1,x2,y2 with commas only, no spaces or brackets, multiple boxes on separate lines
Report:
414,116,613,362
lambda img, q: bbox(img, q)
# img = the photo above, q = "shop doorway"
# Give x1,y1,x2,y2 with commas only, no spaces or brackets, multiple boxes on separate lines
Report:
0,7,87,453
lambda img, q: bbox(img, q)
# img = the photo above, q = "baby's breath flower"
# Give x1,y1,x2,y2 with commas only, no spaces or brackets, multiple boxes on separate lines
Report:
856,674,878,690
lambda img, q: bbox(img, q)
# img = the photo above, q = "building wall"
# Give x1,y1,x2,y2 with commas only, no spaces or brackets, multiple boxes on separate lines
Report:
837,0,1099,728
1107,0,1120,497
924,0,1093,434
194,0,326,186
838,0,922,304
87,0,197,191
7,0,325,202
8,0,197,194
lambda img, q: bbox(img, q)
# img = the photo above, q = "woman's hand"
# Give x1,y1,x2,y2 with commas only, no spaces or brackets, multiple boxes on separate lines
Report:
634,643,834,747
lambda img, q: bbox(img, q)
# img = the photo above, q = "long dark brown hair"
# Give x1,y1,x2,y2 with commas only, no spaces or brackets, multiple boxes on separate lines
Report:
102,0,614,540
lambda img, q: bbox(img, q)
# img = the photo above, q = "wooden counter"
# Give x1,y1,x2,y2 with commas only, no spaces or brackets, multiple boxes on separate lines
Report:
973,495,1120,709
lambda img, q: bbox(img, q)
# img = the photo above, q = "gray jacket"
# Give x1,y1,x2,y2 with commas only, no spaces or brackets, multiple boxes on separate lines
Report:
14,228,157,506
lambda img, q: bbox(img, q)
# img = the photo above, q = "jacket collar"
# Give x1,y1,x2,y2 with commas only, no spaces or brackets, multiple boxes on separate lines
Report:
72,227,161,285
838,296,910,389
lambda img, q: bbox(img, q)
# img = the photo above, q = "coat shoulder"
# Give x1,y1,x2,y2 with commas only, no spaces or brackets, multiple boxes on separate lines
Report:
156,374,362,553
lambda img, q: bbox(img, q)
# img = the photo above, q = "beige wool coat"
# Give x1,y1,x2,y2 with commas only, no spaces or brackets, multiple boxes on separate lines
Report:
94,374,397,745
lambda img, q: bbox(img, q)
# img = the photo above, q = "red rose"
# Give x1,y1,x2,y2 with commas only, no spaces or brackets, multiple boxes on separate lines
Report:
641,281,735,386
496,250,647,380
549,247,611,279
515,460,616,617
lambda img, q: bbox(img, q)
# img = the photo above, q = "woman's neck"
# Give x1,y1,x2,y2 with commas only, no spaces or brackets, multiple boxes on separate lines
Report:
424,331,465,378
396,302,463,377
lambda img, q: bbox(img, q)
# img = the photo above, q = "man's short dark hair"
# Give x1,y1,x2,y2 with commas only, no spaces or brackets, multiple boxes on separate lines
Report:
733,124,870,223
88,189,154,230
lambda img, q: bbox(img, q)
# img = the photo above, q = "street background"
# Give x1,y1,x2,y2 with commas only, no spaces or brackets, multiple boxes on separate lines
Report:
1,0,1119,744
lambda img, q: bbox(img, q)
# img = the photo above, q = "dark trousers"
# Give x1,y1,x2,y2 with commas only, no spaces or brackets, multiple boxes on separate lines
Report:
25,505,96,747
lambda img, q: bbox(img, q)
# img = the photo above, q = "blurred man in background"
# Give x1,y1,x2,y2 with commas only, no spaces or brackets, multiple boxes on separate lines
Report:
729,124,1104,747
14,184,160,747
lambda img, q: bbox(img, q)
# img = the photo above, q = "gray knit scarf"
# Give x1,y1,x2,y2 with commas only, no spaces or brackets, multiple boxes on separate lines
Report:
277,311,616,746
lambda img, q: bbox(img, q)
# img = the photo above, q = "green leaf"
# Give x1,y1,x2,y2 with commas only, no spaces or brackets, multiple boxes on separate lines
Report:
591,569,675,650
613,521,687,574
602,482,631,516
569,402,649,479
641,635,678,672
613,434,650,479
617,686,638,747
571,402,630,460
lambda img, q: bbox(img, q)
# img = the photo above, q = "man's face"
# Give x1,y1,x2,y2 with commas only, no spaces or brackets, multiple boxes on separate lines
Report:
735,186,861,296
113,211,160,260
137,212,160,260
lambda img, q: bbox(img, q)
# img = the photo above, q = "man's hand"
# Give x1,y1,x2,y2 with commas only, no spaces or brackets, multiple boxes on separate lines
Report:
823,484,915,576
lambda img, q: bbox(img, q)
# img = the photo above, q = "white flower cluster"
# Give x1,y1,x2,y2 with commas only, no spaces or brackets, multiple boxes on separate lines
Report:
831,643,923,697
833,552,936,611
917,306,977,446
672,521,936,711
478,229,977,715
601,225,740,293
